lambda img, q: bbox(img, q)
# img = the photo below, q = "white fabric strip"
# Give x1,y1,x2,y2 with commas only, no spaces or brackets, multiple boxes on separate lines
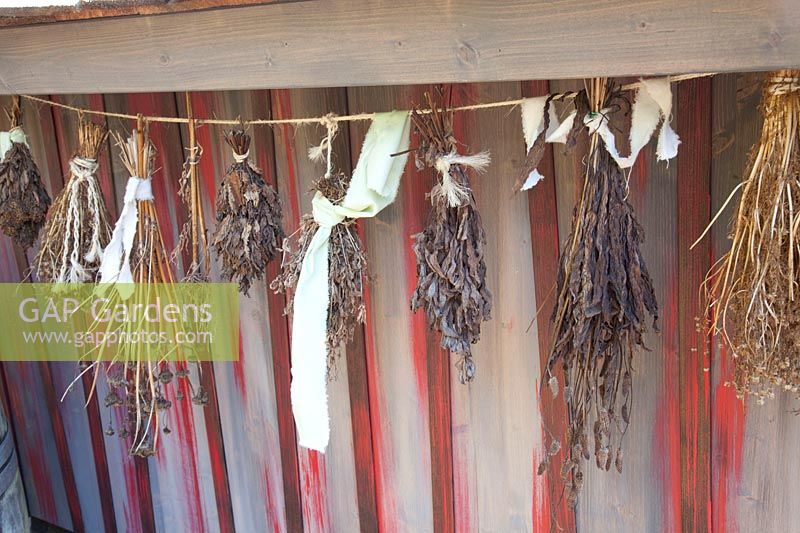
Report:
291,110,411,452
0,127,28,160
99,176,153,288
519,97,576,190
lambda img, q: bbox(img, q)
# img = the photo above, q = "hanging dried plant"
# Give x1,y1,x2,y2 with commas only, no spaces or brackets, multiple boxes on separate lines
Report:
212,128,283,295
271,171,367,376
538,79,658,506
36,119,111,282
409,94,492,384
82,125,207,457
699,70,800,403
0,97,51,250
174,94,210,282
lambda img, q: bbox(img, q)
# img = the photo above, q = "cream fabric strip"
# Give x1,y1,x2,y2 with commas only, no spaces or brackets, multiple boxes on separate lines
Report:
519,97,576,190
0,127,28,160
291,110,411,452
99,176,153,289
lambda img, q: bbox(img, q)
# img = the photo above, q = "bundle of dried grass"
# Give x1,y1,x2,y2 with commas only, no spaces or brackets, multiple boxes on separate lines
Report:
0,97,51,249
213,128,283,295
90,126,207,457
700,70,800,403
174,94,210,282
538,79,658,506
36,119,111,282
271,171,367,375
409,95,492,384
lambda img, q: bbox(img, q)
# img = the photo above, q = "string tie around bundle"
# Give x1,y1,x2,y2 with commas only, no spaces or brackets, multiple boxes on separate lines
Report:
58,157,104,282
767,75,800,95
99,175,153,288
433,151,491,207
291,110,410,452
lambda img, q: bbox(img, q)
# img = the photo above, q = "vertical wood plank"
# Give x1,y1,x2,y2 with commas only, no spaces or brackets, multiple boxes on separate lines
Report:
346,85,436,532
271,88,363,532
675,78,712,533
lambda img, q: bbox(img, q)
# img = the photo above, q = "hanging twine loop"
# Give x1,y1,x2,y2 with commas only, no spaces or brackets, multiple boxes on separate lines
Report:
308,113,339,178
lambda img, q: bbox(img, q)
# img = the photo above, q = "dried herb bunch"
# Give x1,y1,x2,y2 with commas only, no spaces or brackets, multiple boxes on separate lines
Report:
213,128,284,295
174,94,210,282
0,97,51,249
409,95,492,384
271,171,367,375
90,127,207,457
36,119,111,282
701,70,800,403
538,79,658,505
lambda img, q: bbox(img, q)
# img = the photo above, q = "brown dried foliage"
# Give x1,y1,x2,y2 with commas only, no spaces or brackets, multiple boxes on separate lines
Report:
538,79,658,507
409,97,492,384
271,172,367,375
702,70,800,403
0,100,51,250
213,128,284,295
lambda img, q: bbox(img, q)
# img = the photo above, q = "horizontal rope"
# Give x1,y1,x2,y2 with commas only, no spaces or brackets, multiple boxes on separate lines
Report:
19,73,715,127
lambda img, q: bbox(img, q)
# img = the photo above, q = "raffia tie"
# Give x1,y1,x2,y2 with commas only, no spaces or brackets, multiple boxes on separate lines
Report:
767,75,800,95
308,113,339,178
432,151,491,208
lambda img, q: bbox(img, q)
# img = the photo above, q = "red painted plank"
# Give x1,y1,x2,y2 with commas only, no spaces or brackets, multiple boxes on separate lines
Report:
676,77,712,533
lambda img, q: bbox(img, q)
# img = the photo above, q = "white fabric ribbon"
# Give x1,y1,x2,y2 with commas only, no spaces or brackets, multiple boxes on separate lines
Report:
291,110,411,452
518,77,679,190
0,127,28,160
433,151,491,207
99,176,153,289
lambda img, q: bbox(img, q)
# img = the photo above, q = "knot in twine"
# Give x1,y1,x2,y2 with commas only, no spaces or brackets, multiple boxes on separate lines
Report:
433,150,491,207
308,113,340,179
767,75,800,96
69,156,99,181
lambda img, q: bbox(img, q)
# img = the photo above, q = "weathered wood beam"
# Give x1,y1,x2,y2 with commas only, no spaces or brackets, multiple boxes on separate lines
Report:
0,0,798,95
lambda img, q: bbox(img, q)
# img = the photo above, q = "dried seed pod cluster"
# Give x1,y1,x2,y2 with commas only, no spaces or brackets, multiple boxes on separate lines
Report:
213,129,284,295
539,79,658,506
702,70,800,403
36,119,111,282
0,98,51,250
271,172,367,375
409,97,492,384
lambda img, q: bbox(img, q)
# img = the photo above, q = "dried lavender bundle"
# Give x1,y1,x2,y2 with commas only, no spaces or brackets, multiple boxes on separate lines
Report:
539,79,658,506
271,172,367,374
0,98,51,249
213,129,283,295
410,100,492,384
700,70,800,403
36,119,111,282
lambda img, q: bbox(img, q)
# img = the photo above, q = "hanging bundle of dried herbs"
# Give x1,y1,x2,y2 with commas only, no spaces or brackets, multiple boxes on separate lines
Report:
0,97,51,249
409,95,492,384
699,70,800,403
213,128,283,295
89,124,207,457
538,79,658,505
271,166,367,375
174,94,210,282
36,119,111,282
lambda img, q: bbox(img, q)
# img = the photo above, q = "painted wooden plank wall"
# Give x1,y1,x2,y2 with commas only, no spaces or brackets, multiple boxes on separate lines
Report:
0,73,790,532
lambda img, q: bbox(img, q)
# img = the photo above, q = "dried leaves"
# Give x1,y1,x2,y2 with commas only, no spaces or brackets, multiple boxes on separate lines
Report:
36,119,111,282
539,79,658,505
213,129,284,295
0,100,51,250
271,172,367,374
702,70,800,403
409,97,492,383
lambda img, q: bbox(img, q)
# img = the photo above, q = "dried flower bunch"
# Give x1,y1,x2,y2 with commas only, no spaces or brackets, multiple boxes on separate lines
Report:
701,70,800,403
271,171,367,376
36,119,111,282
409,94,492,384
174,94,210,282
213,128,284,295
538,79,658,506
91,126,208,457
0,97,51,250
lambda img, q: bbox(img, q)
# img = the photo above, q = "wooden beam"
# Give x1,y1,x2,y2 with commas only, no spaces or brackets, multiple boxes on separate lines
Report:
0,0,798,95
